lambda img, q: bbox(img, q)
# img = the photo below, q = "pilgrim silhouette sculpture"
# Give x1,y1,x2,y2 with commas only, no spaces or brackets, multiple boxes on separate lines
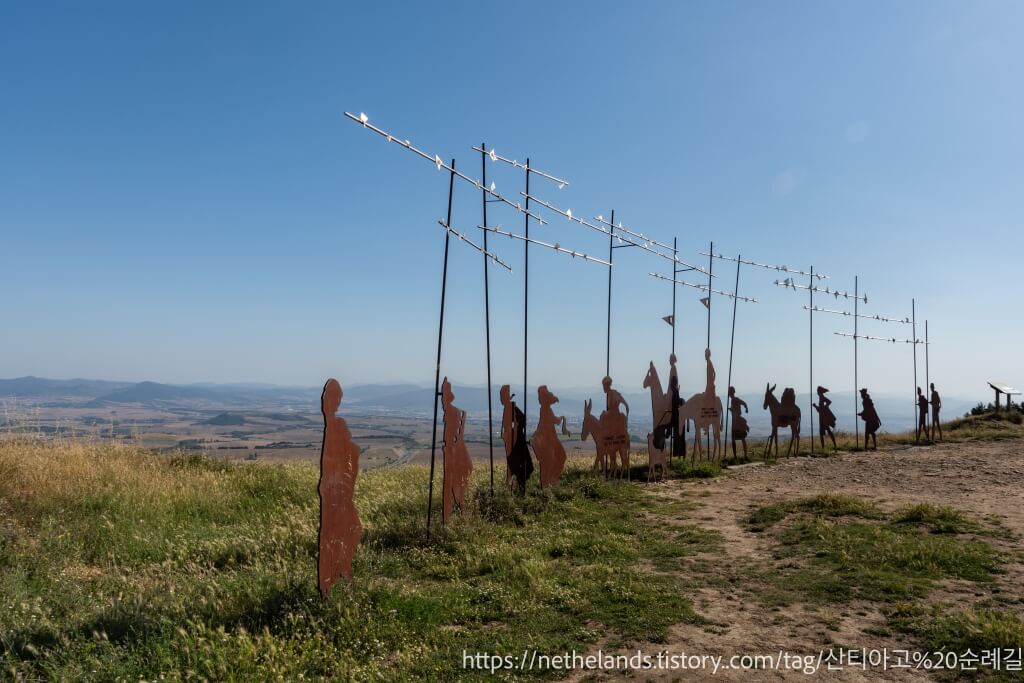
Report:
763,383,801,457
813,386,838,450
728,386,749,460
499,384,533,494
858,388,881,450
917,386,929,442
441,378,472,524
317,378,362,597
668,353,684,458
533,385,569,487
930,383,943,442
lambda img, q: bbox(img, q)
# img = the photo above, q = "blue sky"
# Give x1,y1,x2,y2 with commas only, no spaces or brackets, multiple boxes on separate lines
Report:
2,1,1021,405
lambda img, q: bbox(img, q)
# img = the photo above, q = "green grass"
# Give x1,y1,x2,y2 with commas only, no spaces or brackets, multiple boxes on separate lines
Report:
749,495,999,607
0,439,715,681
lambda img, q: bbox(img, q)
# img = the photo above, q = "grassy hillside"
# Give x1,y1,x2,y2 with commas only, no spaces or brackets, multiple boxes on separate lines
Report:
0,439,715,680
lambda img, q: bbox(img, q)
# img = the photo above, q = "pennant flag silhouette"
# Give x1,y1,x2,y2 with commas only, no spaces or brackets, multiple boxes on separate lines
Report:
662,315,674,327
700,297,710,309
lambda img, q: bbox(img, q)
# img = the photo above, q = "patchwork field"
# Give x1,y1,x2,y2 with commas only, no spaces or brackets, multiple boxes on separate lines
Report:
2,414,1023,680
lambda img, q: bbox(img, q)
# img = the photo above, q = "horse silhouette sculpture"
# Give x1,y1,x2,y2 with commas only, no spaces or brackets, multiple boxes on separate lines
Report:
581,398,630,478
763,383,801,457
678,393,723,461
643,362,674,434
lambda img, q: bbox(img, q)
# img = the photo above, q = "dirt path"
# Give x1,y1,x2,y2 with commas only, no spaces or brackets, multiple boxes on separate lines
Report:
566,439,1024,681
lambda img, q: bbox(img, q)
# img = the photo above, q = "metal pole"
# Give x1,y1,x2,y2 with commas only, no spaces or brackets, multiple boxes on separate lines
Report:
480,144,494,494
523,159,530,427
925,320,930,439
606,209,615,377
809,265,814,454
671,238,678,355
854,275,859,450
706,242,712,455
725,254,741,458
427,159,457,533
912,298,918,443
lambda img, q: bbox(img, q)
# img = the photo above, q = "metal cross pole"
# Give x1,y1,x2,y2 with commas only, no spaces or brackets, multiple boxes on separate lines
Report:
427,160,457,534
606,210,614,376
706,241,713,349
478,143,495,495
672,238,678,355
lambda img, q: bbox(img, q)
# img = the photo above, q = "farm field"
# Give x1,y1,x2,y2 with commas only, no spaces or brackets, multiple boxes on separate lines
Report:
2,414,1023,680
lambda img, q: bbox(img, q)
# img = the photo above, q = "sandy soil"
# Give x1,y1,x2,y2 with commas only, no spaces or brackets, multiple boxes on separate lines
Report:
565,439,1024,681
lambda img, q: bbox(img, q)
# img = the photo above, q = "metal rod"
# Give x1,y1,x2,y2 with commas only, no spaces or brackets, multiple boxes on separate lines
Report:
521,193,711,275
925,320,930,439
476,226,610,265
854,275,859,451
344,112,547,224
648,273,757,301
809,265,814,454
524,159,530,428
471,145,568,187
725,254,741,456
606,209,615,377
436,222,512,271
594,215,675,252
912,298,918,444
801,305,910,324
702,252,829,280
834,332,929,344
480,144,494,495
774,279,866,301
706,242,713,349
671,238,677,355
427,159,456,533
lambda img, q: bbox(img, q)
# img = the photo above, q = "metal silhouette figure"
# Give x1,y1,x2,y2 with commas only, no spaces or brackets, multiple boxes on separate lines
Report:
499,384,533,494
728,386,749,461
644,361,672,449
930,383,943,442
317,378,362,597
646,432,669,481
667,353,684,458
596,376,632,478
582,398,624,476
441,378,473,524
533,385,570,487
858,388,881,450
917,386,930,443
763,384,802,457
812,386,838,451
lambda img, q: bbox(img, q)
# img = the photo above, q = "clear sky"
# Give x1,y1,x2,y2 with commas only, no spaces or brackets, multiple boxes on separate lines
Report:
3,1,1021,405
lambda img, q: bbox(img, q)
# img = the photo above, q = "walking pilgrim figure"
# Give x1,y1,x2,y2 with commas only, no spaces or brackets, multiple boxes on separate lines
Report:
858,388,881,450
441,378,472,524
499,384,533,494
930,383,943,442
727,386,749,460
533,385,570,487
317,378,362,597
813,386,838,451
668,354,684,458
917,387,930,443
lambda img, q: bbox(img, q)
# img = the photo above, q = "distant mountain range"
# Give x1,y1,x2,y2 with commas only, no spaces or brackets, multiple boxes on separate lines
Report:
1,376,978,433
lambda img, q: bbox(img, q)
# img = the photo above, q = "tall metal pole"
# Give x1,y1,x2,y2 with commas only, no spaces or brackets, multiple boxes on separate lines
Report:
724,254,741,457
606,209,615,377
706,242,713,348
523,159,530,427
706,242,713,455
427,160,457,533
925,320,930,439
912,298,918,443
671,238,678,355
480,144,494,494
854,275,859,450
809,265,815,454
